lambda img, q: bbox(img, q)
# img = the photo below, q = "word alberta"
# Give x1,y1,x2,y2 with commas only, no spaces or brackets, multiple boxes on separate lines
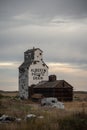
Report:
31,68,46,80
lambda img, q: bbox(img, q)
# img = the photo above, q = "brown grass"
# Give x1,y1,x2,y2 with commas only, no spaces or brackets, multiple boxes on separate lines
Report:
0,91,87,130
0,91,18,97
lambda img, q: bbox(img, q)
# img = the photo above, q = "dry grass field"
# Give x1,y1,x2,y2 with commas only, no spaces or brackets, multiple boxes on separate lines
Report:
0,91,87,130
0,90,18,97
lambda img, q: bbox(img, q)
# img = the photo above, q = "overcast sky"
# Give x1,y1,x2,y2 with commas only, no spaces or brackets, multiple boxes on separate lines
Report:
0,0,87,91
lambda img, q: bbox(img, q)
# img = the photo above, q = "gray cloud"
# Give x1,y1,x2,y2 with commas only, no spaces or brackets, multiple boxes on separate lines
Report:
0,0,87,91
0,0,87,28
0,23,87,64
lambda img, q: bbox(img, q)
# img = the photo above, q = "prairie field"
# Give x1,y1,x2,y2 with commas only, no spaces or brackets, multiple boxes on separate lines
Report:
0,91,87,130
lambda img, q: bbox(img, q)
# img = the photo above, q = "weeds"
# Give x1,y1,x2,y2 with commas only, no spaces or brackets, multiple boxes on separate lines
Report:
0,111,87,130
59,111,87,130
0,93,87,130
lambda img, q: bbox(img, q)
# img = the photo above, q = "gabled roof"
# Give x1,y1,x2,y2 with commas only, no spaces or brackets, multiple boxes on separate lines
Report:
19,60,48,69
24,48,43,54
33,80,73,89
19,61,32,69
19,47,47,69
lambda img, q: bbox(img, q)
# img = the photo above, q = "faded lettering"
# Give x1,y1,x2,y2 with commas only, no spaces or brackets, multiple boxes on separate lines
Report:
31,68,46,80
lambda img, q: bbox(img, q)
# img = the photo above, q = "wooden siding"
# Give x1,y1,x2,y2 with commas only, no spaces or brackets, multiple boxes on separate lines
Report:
33,87,73,101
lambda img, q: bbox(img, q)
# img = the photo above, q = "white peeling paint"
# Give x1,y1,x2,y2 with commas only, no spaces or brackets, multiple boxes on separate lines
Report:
19,48,48,99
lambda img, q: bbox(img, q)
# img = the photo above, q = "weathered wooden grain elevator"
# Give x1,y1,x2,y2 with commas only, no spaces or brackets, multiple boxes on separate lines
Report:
19,48,48,99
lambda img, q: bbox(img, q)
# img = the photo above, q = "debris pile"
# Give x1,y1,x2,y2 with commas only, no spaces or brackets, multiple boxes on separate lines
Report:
25,114,36,120
41,97,64,109
0,115,16,123
0,114,44,123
